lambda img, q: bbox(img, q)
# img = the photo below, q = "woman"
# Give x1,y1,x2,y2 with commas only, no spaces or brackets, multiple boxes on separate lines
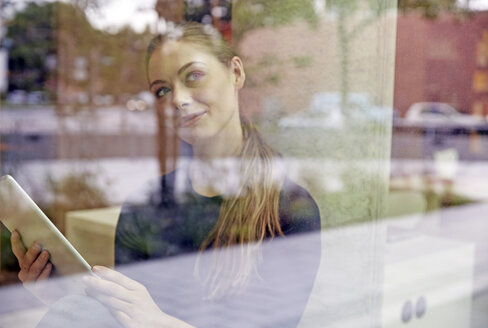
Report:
11,22,321,328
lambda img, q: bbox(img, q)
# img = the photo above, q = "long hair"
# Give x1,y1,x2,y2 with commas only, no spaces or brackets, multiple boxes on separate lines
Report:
146,22,284,296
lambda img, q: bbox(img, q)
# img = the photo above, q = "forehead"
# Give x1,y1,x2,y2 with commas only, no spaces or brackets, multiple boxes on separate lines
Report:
148,41,222,81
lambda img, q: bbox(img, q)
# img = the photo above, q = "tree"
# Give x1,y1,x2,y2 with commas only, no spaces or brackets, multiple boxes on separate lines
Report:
324,0,397,114
5,1,152,107
398,0,462,18
322,0,466,115
232,0,318,42
6,2,58,93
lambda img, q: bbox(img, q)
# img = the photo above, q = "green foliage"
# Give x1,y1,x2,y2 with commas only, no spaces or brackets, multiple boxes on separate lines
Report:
232,0,319,42
6,1,103,94
398,0,462,18
6,2,58,92
423,183,474,211
1,223,19,275
326,0,361,15
265,73,280,86
292,55,313,68
6,1,152,106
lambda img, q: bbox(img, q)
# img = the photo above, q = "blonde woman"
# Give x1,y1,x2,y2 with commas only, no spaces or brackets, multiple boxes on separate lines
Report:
11,22,321,328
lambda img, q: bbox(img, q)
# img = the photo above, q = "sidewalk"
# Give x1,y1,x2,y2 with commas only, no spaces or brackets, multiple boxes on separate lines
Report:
391,159,488,202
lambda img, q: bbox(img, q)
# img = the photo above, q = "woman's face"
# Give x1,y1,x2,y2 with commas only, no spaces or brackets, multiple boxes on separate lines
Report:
148,40,245,145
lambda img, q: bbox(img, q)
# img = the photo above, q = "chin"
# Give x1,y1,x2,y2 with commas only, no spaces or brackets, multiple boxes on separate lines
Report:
177,127,217,145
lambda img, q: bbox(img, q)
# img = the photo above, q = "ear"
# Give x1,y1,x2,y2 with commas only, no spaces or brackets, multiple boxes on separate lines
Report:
230,56,245,90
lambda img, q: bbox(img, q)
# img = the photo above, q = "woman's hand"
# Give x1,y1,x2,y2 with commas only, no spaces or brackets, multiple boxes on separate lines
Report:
10,230,65,304
84,266,195,328
10,230,53,284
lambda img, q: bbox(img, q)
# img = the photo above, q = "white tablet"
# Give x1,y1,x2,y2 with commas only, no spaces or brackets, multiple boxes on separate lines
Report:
0,175,92,276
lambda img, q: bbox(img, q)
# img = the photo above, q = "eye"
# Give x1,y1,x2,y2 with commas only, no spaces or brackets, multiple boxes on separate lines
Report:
186,71,204,82
154,86,171,99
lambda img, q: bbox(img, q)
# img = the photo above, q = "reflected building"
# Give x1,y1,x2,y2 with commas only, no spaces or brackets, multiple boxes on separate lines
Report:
394,11,488,117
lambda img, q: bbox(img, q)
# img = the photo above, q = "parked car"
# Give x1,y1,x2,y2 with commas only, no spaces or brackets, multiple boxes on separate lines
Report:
404,102,485,127
278,92,391,130
279,94,343,129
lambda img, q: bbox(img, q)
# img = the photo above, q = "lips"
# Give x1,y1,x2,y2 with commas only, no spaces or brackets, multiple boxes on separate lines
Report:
179,111,207,128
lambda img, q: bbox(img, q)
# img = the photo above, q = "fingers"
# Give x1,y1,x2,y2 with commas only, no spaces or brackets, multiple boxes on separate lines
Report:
16,242,51,283
84,275,134,327
92,266,141,291
37,262,53,281
84,276,133,303
10,231,53,286
28,250,50,277
22,242,42,271
10,230,26,261
112,310,132,328
86,290,132,313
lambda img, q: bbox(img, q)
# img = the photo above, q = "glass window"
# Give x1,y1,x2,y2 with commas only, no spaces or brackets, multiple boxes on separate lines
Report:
0,1,486,327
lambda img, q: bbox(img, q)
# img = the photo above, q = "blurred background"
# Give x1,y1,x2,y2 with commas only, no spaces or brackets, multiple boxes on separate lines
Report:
1,0,488,327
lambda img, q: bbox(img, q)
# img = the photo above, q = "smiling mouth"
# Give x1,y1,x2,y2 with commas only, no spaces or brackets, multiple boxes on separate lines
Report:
179,111,207,128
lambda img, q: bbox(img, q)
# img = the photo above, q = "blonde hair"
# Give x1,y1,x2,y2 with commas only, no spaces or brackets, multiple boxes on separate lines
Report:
147,22,284,297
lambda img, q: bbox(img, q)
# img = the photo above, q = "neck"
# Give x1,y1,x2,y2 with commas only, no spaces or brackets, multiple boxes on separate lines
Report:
189,119,244,197
192,120,244,163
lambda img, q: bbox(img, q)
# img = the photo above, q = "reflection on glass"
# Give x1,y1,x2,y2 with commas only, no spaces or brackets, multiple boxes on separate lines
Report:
3,0,488,327
1,17,321,327
388,5,488,328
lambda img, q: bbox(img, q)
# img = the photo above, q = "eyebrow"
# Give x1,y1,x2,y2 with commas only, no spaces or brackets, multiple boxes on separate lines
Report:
149,61,206,89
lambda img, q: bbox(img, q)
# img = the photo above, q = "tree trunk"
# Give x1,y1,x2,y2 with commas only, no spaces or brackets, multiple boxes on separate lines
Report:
338,7,350,114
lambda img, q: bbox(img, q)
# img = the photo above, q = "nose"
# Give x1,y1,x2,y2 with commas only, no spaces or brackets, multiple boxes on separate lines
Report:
171,84,191,112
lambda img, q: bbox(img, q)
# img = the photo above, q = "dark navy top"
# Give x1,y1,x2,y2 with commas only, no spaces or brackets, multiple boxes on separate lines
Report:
114,168,321,327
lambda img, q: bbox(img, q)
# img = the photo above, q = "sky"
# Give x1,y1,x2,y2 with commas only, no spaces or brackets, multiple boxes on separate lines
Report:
3,0,159,33
457,0,488,10
84,0,158,33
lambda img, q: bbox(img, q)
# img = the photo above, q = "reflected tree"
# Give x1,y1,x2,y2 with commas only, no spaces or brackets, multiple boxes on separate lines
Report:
326,0,396,114
232,0,318,42
323,0,465,115
5,2,58,94
5,1,151,109
398,0,463,18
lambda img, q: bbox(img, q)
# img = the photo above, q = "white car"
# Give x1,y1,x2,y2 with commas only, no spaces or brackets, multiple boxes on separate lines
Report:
404,102,484,127
278,92,391,130
278,94,344,130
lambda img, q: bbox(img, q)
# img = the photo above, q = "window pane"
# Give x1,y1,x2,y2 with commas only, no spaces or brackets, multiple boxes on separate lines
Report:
1,1,487,328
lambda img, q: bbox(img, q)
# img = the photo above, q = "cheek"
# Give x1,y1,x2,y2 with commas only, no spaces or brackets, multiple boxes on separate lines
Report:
192,89,215,107
194,84,235,112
